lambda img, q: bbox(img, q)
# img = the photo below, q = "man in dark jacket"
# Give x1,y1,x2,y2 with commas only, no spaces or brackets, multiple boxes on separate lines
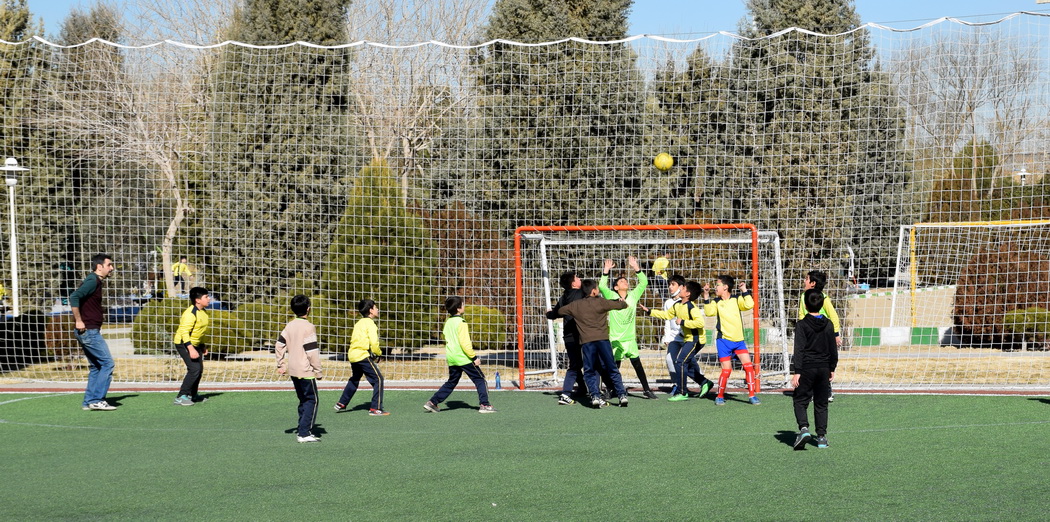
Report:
558,279,628,408
546,271,586,405
791,289,839,450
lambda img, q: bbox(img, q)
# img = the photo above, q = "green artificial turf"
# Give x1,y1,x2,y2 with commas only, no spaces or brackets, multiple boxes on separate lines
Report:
2,390,1048,520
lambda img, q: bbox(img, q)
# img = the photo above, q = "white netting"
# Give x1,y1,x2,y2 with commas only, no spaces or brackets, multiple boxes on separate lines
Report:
0,12,1048,390
514,225,789,389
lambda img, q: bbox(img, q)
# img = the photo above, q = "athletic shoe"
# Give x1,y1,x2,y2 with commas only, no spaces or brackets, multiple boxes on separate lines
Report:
714,397,726,406
749,396,762,405
793,428,811,450
84,400,117,411
667,393,689,402
591,396,608,408
478,405,497,414
557,393,575,405
423,401,441,413
642,390,659,400
699,380,713,397
173,395,194,406
815,435,829,448
296,435,320,443
618,395,629,407
191,396,209,403
333,403,346,412
368,409,390,416
828,390,835,403
600,386,610,400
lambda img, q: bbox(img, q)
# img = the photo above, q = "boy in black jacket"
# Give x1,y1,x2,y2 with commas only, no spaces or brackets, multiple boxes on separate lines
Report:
546,271,586,405
791,289,838,450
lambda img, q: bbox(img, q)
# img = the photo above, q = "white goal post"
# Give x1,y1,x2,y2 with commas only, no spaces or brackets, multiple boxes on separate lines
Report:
513,224,789,391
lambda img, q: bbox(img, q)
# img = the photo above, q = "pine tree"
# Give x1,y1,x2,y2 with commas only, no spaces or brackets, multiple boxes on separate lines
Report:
469,0,657,229
321,161,437,349
727,0,910,291
206,0,355,304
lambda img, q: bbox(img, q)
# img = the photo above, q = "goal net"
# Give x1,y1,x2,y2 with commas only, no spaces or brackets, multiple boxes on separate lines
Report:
514,225,789,390
0,10,1049,392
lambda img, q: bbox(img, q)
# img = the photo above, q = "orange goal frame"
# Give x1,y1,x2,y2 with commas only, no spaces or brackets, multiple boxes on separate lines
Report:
513,224,761,391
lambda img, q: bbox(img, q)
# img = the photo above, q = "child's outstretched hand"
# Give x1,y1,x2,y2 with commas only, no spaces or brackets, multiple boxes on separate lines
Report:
738,282,748,293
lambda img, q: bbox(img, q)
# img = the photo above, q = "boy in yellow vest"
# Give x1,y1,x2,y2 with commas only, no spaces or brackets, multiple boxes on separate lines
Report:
173,287,210,406
334,299,389,416
424,297,496,413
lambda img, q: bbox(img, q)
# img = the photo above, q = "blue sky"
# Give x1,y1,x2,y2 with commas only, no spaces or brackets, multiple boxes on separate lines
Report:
22,0,1050,42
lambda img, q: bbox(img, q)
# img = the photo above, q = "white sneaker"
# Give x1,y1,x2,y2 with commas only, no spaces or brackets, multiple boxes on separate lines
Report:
85,401,117,411
296,435,320,443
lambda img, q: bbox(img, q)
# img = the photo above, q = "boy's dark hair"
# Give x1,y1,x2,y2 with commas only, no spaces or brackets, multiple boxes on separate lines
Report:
807,270,828,292
358,298,376,316
684,281,703,302
717,274,735,288
290,294,311,317
580,279,598,296
558,271,577,291
613,276,627,288
179,256,187,262
188,287,209,303
90,253,111,271
445,296,463,314
804,288,825,313
669,274,686,286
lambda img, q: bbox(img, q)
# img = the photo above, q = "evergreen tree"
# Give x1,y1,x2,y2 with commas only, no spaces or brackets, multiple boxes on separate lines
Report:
469,0,658,229
321,161,437,349
726,0,910,291
206,0,355,304
0,0,68,310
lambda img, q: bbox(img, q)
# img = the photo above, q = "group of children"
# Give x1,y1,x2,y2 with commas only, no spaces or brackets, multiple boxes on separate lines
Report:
166,258,839,448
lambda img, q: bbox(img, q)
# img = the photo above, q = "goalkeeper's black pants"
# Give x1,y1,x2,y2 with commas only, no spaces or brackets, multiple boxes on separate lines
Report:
175,343,203,398
792,367,831,436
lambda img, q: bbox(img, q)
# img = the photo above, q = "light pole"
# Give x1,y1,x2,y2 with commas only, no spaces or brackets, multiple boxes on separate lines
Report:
1,158,27,317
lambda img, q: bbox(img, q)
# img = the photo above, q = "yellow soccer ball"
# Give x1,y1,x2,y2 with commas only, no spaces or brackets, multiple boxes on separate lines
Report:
653,152,674,171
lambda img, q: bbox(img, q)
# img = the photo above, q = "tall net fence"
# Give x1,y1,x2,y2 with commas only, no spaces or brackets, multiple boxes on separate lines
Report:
1,13,1049,389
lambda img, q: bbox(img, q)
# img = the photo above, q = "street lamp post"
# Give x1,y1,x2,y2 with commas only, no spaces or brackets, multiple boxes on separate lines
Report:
1,158,28,317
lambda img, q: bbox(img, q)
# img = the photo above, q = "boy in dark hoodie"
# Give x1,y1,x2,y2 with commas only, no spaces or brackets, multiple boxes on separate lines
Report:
791,289,839,450
546,271,586,405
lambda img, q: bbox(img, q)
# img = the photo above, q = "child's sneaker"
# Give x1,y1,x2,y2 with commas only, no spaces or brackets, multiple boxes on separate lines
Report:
699,380,713,397
173,395,194,406
642,390,658,400
591,396,608,408
296,435,320,443
618,395,629,407
749,396,762,405
667,393,689,402
368,409,390,416
815,435,829,448
478,404,497,413
793,427,811,450
714,397,726,406
423,401,441,413
84,400,117,411
191,395,208,403
333,403,346,412
557,393,575,405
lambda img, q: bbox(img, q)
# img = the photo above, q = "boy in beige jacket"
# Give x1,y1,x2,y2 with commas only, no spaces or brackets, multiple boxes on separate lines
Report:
275,294,323,443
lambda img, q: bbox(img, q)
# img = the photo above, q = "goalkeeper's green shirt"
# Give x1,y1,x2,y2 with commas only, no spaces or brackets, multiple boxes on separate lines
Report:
598,272,648,343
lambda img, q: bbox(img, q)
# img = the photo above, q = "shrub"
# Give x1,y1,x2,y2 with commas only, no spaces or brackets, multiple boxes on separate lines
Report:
1004,307,1050,350
462,305,508,350
131,297,184,355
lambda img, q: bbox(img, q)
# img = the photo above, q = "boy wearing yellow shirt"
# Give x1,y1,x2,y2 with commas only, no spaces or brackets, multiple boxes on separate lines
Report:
702,275,760,406
334,299,389,416
173,287,210,406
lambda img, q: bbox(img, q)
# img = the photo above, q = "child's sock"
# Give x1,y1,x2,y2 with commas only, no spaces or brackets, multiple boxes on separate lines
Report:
743,362,757,397
717,368,731,398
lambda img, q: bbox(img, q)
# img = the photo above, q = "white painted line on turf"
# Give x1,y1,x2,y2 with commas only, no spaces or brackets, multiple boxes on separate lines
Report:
0,393,74,406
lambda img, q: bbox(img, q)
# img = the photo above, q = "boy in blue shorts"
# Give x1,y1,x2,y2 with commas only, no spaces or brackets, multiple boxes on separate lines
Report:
702,275,759,405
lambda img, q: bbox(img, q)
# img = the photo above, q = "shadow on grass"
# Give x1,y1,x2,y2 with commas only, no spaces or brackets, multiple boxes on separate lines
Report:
284,424,328,436
104,394,139,406
774,430,800,448
1026,398,1050,405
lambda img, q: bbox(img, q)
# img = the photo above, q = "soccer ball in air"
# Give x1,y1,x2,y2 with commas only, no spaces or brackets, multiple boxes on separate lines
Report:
653,153,674,171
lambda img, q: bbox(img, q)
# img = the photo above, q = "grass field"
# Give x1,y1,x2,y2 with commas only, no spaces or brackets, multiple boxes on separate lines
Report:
2,389,1049,520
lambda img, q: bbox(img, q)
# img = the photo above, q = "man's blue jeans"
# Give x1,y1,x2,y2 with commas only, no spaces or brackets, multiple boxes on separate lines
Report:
76,329,114,406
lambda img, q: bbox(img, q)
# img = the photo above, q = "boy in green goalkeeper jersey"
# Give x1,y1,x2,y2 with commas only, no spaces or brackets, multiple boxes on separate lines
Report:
599,256,657,399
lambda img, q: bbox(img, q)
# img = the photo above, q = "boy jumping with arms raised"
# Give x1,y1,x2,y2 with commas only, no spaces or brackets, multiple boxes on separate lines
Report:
599,256,657,399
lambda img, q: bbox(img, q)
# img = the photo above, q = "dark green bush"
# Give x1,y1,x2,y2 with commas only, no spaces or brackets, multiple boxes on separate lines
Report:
462,305,508,350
